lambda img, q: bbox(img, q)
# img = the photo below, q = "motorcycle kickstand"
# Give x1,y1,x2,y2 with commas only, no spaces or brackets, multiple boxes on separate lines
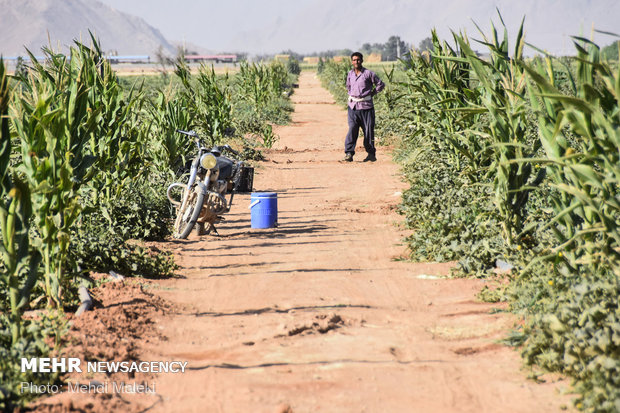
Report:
205,223,220,237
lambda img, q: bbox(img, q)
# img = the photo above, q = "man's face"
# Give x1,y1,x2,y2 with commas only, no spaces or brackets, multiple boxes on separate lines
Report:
351,56,363,70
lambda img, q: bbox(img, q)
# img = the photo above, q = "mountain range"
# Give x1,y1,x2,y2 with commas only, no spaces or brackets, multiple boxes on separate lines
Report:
0,0,175,57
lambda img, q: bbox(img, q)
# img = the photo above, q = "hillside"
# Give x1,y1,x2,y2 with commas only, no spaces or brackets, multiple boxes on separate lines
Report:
0,0,175,57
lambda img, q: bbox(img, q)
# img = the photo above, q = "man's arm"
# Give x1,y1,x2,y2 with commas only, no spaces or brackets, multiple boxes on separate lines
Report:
372,72,385,95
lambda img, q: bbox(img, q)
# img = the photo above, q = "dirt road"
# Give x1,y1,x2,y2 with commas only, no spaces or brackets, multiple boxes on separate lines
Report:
39,71,570,412
144,71,571,412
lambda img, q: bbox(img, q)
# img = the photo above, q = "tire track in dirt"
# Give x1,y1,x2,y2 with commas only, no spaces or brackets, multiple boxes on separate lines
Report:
93,72,573,412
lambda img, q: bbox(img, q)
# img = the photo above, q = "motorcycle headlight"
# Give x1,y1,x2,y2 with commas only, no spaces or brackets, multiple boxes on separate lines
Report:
200,153,217,170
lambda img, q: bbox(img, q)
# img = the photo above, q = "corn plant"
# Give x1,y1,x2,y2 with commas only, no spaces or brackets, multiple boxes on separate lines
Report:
260,124,278,149
318,59,349,104
68,39,150,208
268,60,289,95
380,64,404,111
450,16,545,245
523,38,620,273
237,61,272,107
0,59,40,345
400,30,482,173
373,63,411,142
146,90,193,172
237,60,290,106
174,60,233,147
0,58,12,235
10,45,102,306
231,60,294,136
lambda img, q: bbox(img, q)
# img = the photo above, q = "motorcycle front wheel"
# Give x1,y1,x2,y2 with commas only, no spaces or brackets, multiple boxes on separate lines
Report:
173,183,205,239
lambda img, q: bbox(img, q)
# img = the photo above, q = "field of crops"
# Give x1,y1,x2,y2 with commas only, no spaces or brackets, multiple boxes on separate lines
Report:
0,37,299,410
1,16,618,412
319,20,619,413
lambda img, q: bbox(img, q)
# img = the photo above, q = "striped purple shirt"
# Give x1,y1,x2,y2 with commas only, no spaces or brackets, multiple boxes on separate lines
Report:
346,67,385,110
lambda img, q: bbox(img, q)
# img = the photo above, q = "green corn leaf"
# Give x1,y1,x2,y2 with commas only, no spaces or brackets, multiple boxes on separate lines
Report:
568,164,605,190
538,93,595,114
571,36,601,49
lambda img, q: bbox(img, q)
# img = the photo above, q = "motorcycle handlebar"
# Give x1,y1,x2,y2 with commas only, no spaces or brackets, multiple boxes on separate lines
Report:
211,144,240,158
175,130,240,158
176,130,205,151
222,144,240,157
175,129,198,137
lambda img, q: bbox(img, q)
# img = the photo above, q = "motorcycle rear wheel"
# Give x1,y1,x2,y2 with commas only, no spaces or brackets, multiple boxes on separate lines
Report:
173,183,205,239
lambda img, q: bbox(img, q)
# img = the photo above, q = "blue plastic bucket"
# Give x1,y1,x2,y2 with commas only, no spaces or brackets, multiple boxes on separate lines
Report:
249,192,278,228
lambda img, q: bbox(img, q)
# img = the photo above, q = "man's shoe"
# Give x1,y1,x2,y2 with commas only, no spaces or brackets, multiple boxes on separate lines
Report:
363,153,376,162
343,153,353,162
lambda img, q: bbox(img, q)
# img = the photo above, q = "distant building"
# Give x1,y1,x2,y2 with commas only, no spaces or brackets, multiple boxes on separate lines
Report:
365,53,382,62
303,56,320,64
274,54,290,62
185,54,237,63
106,55,150,64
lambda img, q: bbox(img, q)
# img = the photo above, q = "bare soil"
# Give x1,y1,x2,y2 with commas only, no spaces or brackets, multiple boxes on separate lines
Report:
32,71,572,412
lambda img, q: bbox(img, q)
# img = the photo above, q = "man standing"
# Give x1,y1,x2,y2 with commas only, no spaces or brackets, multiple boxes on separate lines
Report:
343,52,385,162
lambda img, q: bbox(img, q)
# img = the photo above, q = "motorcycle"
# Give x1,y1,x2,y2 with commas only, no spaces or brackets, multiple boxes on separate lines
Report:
167,129,246,239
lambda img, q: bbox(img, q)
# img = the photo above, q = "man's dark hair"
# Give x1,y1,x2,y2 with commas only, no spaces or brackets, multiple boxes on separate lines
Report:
351,52,363,60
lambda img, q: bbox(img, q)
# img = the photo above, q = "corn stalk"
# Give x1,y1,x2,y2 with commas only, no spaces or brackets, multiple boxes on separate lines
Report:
237,61,289,107
10,43,102,306
0,59,41,345
319,59,349,104
451,15,544,245
174,59,233,146
400,30,482,173
0,57,11,216
523,38,620,273
146,90,193,172
73,39,148,208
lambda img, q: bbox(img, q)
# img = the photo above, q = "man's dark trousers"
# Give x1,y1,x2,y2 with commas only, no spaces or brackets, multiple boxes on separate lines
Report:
345,107,375,156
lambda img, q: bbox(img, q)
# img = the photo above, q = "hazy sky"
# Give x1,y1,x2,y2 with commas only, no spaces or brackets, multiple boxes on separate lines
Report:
96,0,619,55
98,0,313,52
